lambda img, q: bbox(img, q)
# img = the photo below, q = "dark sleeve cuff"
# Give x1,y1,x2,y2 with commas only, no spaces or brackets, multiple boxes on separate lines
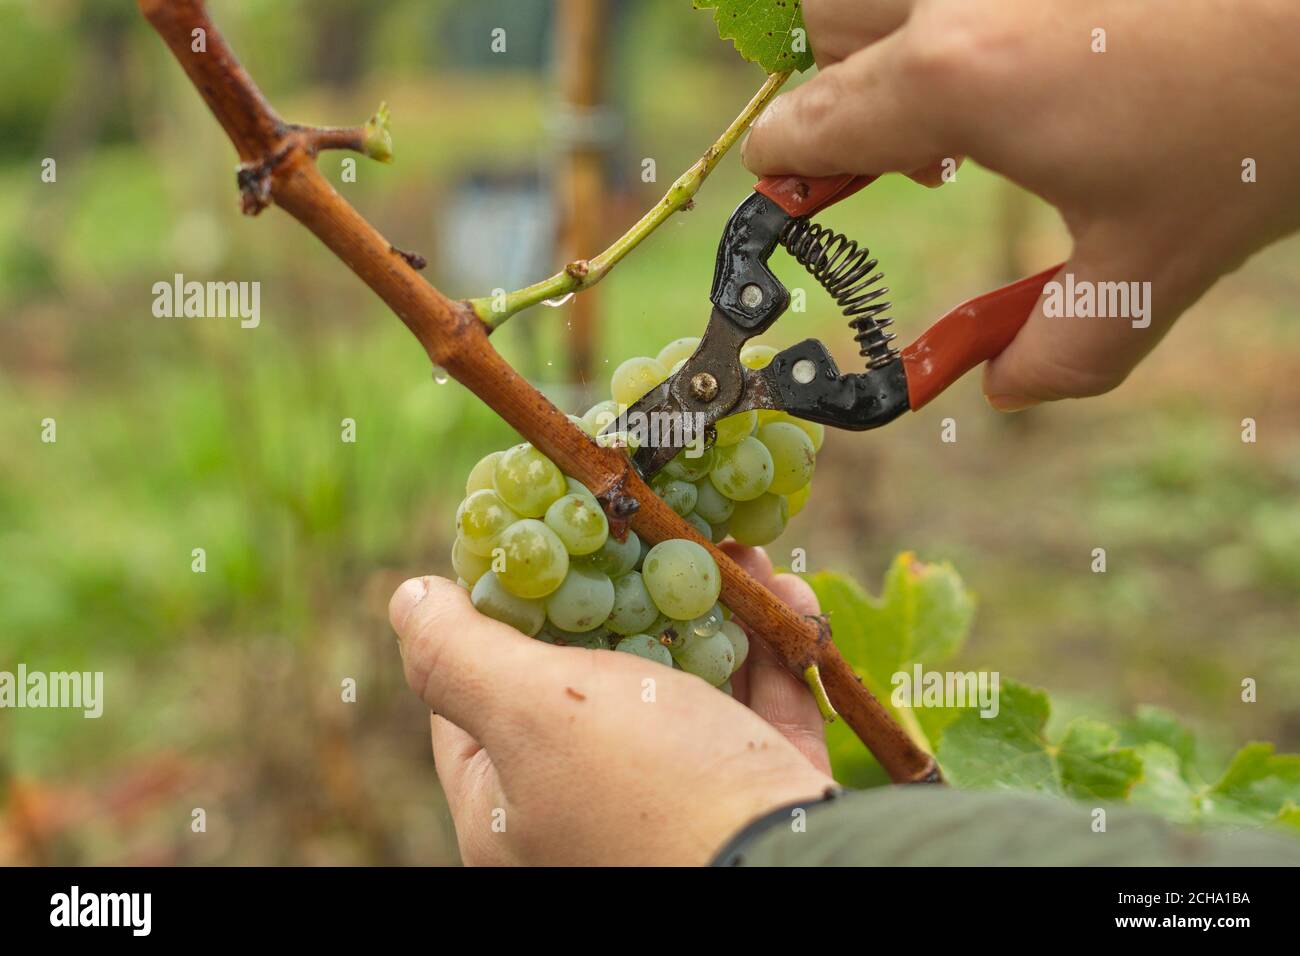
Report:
711,786,844,866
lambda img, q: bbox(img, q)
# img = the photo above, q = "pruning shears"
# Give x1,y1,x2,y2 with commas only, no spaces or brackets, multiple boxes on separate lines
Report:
603,173,1063,477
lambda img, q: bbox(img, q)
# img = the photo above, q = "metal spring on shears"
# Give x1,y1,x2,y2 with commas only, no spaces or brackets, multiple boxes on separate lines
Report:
779,218,898,370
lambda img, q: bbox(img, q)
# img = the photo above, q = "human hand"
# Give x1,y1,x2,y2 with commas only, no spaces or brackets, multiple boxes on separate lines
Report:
389,545,834,866
743,0,1300,409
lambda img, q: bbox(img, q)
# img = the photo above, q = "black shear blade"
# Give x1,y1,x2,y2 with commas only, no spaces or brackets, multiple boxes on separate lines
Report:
599,381,707,479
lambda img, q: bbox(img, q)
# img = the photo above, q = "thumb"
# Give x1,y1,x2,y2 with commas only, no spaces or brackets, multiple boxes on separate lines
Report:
389,576,557,756
742,33,955,179
982,244,1168,410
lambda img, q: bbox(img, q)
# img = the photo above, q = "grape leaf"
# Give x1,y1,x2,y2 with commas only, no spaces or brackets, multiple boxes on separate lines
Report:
1057,719,1147,801
1129,742,1201,824
1203,743,1300,828
810,555,976,787
692,0,815,73
810,559,1299,834
1119,705,1199,782
1130,740,1300,830
937,679,1143,800
809,553,975,696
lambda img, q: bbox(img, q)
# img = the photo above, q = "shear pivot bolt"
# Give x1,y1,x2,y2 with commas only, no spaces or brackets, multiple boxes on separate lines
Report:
690,372,720,402
739,284,764,309
792,359,817,384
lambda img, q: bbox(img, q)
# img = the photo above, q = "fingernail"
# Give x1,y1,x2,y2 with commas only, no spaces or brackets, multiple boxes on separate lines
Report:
390,576,430,635
985,394,1041,413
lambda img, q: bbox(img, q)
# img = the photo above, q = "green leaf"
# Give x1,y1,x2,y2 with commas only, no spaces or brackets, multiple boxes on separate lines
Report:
808,553,975,696
692,0,815,73
1203,743,1300,828
1119,705,1199,782
1129,742,1201,825
363,101,394,164
1056,719,1145,801
1128,740,1300,831
937,679,1143,800
1277,803,1300,832
809,555,975,787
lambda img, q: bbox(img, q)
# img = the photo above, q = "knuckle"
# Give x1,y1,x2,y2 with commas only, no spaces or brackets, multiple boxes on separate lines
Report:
801,0,834,36
898,13,1016,93
899,29,970,89
796,64,849,133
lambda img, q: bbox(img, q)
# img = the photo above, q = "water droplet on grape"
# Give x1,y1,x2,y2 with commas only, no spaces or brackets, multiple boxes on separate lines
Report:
543,292,575,307
432,366,449,385
691,608,722,637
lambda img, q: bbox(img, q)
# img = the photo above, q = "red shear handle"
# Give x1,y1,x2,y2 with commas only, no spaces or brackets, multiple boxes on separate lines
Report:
755,174,876,217
901,263,1065,411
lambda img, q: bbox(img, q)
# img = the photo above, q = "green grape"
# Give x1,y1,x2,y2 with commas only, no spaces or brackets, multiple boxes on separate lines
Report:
651,475,698,517
740,343,778,369
718,679,734,696
455,577,470,589
709,436,774,501
710,518,730,544
456,489,521,556
566,476,599,503
595,420,641,453
544,493,609,555
785,482,811,518
495,519,570,598
610,356,668,406
756,421,815,494
693,479,735,525
713,410,757,447
663,446,715,482
614,633,674,667
452,535,492,585
471,571,546,636
656,336,700,369
578,529,640,577
493,443,568,517
545,566,616,632
465,450,504,495
635,536,651,571
569,413,595,437
642,539,721,620
671,630,735,686
539,626,610,650
720,619,749,673
606,571,659,635
645,613,683,648
789,416,825,452
728,492,789,546
683,510,712,541
688,602,724,638
582,399,620,435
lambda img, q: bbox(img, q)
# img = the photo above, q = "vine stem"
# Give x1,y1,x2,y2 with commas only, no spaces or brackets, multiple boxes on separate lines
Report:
138,0,940,785
468,70,792,327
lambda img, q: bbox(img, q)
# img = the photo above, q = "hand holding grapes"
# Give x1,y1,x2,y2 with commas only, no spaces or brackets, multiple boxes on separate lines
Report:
742,0,1300,410
390,545,834,866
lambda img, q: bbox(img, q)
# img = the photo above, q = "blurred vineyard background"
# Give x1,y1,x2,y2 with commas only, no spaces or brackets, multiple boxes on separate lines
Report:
1,0,1298,864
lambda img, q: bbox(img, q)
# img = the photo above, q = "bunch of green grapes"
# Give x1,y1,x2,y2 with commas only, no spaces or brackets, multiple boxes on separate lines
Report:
603,336,821,549
450,337,821,690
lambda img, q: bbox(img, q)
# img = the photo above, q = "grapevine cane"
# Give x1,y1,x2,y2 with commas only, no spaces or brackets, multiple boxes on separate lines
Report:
138,0,939,784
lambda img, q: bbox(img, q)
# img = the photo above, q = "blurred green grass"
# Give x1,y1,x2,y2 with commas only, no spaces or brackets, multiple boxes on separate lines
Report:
1,0,1297,863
